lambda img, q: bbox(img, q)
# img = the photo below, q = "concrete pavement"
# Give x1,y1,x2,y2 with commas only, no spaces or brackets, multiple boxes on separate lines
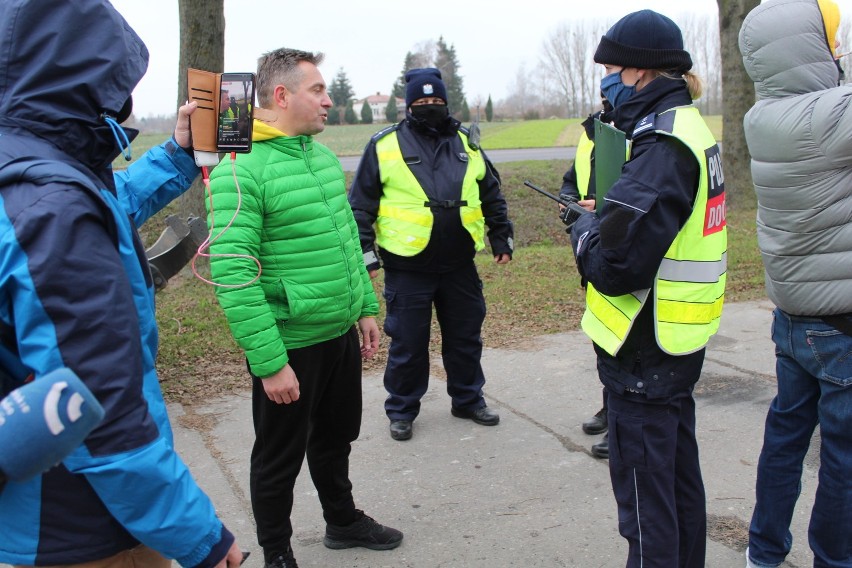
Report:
174,299,820,567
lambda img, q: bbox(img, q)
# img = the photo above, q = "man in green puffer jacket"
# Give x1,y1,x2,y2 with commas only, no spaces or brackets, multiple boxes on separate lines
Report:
206,48,403,568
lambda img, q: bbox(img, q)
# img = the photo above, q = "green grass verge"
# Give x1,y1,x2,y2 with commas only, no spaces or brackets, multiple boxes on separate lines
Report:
479,119,573,149
117,116,723,172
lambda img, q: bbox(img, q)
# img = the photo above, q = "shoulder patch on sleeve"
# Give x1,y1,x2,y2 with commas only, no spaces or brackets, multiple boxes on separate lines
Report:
371,124,399,143
632,113,657,138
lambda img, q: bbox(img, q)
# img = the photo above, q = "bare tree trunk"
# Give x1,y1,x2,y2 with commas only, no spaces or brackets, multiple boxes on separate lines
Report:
177,0,225,219
718,0,760,210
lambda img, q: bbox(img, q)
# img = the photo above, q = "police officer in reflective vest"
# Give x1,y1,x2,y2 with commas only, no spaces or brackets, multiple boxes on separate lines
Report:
349,68,514,442
560,109,601,207
560,96,613,459
568,11,727,568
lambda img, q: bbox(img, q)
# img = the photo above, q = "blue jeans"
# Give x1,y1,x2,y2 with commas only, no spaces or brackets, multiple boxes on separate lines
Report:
747,309,852,568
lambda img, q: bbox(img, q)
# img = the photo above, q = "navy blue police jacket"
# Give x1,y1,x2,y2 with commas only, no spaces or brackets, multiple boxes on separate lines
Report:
349,114,514,273
570,79,707,398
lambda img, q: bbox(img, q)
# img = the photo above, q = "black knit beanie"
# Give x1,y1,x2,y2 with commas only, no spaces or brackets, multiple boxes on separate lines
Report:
405,68,448,107
594,10,692,73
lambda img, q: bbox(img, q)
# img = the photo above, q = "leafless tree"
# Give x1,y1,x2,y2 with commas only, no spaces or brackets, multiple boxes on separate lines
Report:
539,25,576,116
471,94,483,122
410,40,437,68
529,11,734,119
718,0,760,209
532,65,562,119
539,20,607,118
177,0,225,218
508,65,534,118
680,12,722,115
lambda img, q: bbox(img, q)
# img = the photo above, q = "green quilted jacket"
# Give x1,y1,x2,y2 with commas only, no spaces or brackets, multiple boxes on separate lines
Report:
207,121,379,377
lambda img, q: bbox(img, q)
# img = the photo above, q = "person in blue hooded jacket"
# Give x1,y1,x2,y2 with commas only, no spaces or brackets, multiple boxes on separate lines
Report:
0,1,243,566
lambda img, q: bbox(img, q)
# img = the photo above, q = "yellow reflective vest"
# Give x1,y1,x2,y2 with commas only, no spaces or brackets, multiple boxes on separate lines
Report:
374,129,486,256
581,106,727,356
574,130,594,200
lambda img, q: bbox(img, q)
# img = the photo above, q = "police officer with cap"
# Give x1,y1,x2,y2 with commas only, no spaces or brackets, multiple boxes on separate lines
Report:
568,10,727,567
349,68,514,442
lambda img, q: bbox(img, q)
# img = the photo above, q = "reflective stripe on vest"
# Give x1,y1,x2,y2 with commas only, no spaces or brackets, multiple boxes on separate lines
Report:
374,130,485,256
582,106,727,356
574,131,594,199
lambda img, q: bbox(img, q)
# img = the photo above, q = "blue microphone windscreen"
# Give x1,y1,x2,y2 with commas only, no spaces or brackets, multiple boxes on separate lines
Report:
0,368,104,482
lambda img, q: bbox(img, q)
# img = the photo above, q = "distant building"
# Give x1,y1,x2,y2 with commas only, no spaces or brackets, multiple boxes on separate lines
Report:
354,92,405,123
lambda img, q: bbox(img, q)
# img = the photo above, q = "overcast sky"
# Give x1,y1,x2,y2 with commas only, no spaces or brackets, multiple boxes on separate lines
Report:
110,0,849,118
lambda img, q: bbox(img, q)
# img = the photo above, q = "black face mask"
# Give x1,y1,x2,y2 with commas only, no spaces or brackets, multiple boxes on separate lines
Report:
410,104,449,130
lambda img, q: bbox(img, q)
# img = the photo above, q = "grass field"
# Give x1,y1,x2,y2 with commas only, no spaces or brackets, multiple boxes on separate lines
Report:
146,154,762,404
118,116,724,171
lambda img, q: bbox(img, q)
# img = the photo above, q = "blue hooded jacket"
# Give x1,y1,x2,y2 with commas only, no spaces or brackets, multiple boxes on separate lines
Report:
0,1,234,565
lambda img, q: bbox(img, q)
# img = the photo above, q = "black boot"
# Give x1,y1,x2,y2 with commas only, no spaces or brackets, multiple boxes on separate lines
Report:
389,419,413,441
591,432,609,459
582,407,608,435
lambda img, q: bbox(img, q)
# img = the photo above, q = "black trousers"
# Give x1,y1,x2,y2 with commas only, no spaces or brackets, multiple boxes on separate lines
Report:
249,327,362,560
382,263,487,420
606,387,707,568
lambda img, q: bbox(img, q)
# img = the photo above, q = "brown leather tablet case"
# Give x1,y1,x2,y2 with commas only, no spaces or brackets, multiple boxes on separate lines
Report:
187,68,220,153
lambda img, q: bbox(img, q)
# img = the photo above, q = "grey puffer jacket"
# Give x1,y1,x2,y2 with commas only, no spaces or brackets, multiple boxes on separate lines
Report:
739,0,852,316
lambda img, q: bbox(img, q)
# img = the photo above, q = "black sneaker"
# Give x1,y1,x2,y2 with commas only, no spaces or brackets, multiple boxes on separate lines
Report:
265,547,299,568
324,510,403,550
582,407,608,435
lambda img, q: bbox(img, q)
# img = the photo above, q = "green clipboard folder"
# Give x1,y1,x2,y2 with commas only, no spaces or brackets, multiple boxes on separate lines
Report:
593,118,629,214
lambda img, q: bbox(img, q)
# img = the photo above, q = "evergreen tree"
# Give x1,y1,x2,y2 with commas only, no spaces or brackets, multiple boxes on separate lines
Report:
327,106,341,125
385,96,398,123
460,99,470,122
434,36,465,114
485,95,494,122
392,52,417,99
328,67,354,108
360,100,373,124
344,100,358,125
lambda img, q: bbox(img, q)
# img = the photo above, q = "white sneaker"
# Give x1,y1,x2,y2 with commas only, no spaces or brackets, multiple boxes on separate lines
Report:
745,547,776,568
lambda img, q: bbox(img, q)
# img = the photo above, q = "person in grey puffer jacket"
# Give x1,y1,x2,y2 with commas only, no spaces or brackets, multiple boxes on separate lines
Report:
739,1,852,566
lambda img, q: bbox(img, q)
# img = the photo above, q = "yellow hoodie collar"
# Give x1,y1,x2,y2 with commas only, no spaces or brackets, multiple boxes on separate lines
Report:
818,0,841,56
252,119,287,142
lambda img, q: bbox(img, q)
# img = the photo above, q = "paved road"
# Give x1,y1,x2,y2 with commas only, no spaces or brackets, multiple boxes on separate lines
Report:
0,300,813,567
171,299,815,568
338,143,731,172
339,147,576,172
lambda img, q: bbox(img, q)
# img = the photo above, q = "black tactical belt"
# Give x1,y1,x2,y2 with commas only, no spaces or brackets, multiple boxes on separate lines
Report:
424,199,468,209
